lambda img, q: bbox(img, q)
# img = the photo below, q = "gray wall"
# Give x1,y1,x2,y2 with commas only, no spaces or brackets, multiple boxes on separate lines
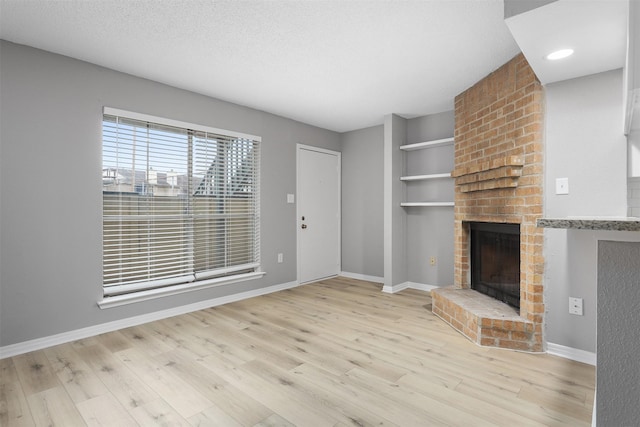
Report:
0,41,340,346
544,69,640,352
340,125,384,278
341,111,455,285
383,114,408,288
627,0,640,221
597,241,640,426
405,112,455,286
629,132,640,177
630,177,640,217
503,0,557,19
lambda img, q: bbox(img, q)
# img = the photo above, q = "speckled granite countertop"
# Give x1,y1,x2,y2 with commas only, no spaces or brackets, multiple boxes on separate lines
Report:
536,217,640,231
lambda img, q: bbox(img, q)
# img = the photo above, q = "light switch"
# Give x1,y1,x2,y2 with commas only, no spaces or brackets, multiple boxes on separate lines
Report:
287,193,295,203
555,177,569,195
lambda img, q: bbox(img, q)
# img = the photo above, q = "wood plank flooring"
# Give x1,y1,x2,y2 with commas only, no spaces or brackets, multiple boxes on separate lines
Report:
0,277,595,426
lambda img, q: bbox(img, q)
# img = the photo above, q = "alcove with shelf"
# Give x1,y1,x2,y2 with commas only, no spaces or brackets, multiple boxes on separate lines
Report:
400,136,454,207
383,112,455,290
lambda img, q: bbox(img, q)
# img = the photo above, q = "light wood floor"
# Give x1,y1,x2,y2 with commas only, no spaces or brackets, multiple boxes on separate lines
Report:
1,277,595,426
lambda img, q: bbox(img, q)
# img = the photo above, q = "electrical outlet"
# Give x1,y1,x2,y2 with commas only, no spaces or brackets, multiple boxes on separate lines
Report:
569,297,583,316
277,253,283,263
430,256,436,266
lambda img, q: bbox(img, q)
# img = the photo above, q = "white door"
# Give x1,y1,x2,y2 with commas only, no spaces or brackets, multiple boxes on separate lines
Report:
297,145,341,284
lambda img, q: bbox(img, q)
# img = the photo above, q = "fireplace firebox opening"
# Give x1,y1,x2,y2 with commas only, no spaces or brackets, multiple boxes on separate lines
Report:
470,222,521,310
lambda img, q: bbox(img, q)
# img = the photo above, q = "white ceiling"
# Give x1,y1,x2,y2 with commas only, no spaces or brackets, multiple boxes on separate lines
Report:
0,1,628,133
0,0,521,132
505,0,628,85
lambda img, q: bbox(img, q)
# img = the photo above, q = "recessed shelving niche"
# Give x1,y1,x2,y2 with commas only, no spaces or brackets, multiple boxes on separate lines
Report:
400,137,454,207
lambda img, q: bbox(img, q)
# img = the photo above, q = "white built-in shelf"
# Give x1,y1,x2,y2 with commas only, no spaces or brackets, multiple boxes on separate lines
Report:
400,202,454,207
399,136,454,151
400,136,454,208
400,172,452,181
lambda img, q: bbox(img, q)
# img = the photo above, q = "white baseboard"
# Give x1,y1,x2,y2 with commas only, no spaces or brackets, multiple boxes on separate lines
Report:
547,342,596,366
339,271,384,283
0,280,300,359
382,281,408,293
406,282,439,292
382,281,438,294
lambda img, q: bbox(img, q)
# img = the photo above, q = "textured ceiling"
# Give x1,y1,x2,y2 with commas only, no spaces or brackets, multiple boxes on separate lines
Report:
506,0,627,85
0,0,521,132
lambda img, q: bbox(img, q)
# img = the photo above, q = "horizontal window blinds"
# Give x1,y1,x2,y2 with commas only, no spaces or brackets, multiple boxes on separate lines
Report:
102,111,260,297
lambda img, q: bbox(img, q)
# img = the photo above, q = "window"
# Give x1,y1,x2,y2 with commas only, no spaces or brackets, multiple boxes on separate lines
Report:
101,107,261,302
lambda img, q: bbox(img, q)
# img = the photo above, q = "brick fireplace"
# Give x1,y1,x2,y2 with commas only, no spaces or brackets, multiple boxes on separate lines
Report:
431,53,545,352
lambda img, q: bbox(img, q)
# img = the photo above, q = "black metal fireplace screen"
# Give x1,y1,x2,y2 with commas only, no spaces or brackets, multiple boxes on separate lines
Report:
470,222,521,309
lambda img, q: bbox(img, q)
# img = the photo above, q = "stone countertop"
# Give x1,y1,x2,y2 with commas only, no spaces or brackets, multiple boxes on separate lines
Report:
536,217,640,231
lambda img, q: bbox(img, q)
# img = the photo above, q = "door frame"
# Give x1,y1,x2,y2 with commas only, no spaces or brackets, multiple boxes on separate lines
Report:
296,144,342,284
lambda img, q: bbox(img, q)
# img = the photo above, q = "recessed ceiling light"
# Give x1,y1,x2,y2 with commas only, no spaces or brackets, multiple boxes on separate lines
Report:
546,49,574,60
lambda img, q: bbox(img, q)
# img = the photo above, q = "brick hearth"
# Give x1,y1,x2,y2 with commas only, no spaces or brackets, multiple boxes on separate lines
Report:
431,53,545,352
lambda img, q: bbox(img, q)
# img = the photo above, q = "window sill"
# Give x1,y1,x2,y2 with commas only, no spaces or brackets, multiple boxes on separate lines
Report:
98,271,266,309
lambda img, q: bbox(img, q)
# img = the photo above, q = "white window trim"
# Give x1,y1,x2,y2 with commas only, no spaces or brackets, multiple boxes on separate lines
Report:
103,107,261,142
100,106,263,308
98,270,266,309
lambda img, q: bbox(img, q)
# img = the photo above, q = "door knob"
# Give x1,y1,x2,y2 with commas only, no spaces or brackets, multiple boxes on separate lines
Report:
301,224,307,229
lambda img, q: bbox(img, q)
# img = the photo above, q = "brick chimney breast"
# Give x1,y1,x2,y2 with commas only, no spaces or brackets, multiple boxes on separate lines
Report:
432,53,545,352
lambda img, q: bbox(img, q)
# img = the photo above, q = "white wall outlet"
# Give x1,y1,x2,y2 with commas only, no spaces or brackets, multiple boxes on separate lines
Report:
569,297,583,315
555,177,569,195
430,256,436,266
277,253,284,263
287,194,295,204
